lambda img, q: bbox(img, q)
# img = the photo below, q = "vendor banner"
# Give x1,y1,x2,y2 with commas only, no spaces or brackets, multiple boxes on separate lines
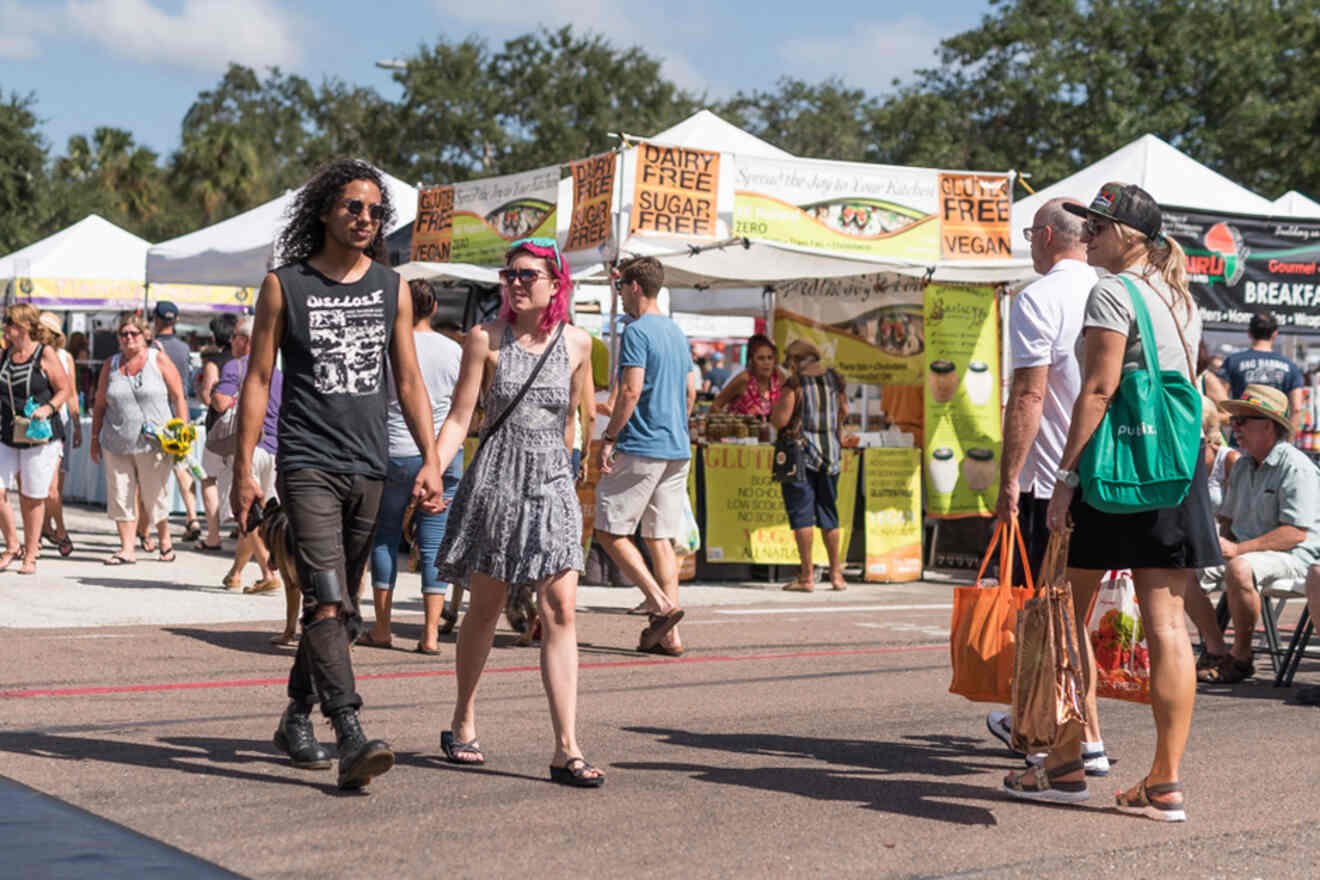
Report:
11,277,144,311
628,143,721,239
452,165,559,265
148,283,256,313
923,284,1001,518
703,444,858,565
410,185,454,262
733,156,1011,262
773,272,924,385
565,153,616,253
1163,207,1320,332
863,448,923,582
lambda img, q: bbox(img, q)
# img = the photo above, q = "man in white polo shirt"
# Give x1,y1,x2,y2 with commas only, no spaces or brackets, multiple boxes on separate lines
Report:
986,198,1111,775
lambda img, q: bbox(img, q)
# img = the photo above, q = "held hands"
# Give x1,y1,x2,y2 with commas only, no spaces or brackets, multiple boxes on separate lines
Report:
414,460,447,514
1045,483,1075,533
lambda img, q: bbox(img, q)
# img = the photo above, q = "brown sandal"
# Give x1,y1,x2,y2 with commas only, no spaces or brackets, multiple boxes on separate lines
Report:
1003,759,1089,804
1116,778,1186,822
1201,656,1254,684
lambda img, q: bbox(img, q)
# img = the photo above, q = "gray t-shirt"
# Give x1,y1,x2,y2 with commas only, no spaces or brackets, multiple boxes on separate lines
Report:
154,333,191,396
1075,270,1201,381
386,330,462,458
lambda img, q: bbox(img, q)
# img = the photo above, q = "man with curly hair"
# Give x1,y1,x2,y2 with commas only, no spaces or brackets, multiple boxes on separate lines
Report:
232,159,444,790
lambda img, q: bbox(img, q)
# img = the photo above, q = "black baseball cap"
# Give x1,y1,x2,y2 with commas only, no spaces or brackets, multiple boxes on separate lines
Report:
153,301,179,321
1062,182,1163,241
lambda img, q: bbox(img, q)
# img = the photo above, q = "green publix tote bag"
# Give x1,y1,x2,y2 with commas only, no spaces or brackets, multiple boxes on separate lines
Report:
1077,275,1202,514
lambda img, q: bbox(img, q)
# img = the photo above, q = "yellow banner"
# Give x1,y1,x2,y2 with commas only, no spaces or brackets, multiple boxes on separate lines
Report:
923,284,1001,518
774,310,921,386
863,448,923,582
15,277,144,310
703,444,857,565
149,283,256,312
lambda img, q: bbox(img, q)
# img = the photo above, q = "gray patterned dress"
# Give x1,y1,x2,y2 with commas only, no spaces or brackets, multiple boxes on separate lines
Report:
434,324,583,586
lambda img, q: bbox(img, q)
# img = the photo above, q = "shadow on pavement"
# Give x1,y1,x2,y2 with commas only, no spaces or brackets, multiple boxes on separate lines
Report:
75,576,221,592
0,731,341,794
617,727,1010,826
164,628,296,656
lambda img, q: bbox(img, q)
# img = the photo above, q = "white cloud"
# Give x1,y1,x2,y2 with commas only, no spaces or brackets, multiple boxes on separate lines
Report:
63,0,302,72
0,1,55,60
778,16,948,93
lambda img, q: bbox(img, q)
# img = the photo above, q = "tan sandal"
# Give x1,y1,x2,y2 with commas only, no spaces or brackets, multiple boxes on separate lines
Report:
781,580,814,592
1003,759,1089,804
1116,778,1186,822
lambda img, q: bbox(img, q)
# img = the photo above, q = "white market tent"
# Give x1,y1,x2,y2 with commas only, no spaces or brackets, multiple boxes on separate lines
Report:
0,214,149,310
146,168,418,288
1271,190,1320,217
1011,134,1277,260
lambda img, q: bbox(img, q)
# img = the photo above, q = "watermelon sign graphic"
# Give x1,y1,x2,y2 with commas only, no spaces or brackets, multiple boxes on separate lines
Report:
1163,206,1320,332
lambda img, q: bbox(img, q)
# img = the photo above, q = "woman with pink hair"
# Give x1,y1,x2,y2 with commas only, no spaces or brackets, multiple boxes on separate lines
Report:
430,237,603,787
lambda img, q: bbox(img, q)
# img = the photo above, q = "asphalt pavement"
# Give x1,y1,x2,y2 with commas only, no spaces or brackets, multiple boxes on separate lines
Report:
1,505,1317,879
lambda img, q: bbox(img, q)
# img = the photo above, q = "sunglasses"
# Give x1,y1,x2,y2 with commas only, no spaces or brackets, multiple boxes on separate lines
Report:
118,329,143,339
612,277,629,291
1022,225,1049,242
345,198,385,221
1083,218,1112,237
1,317,14,327
1229,415,1267,427
499,268,550,285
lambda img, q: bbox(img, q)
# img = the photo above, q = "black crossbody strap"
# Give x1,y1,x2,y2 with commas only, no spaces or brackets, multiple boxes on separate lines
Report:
475,322,565,458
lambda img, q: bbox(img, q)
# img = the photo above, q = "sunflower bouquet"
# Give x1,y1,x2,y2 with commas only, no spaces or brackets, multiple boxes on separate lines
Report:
144,418,203,479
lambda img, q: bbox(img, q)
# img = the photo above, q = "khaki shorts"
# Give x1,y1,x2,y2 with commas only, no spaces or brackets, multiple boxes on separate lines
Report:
595,452,688,540
1199,550,1309,591
201,447,227,482
217,446,277,522
104,448,173,523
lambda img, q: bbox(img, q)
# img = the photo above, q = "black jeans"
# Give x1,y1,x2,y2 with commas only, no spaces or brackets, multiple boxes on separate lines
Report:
277,468,384,717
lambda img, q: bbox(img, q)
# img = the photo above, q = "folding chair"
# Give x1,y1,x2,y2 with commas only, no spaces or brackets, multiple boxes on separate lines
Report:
1268,585,1315,687
1207,574,1299,676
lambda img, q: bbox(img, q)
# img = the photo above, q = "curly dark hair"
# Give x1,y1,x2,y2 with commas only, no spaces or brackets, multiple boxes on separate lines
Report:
276,159,395,265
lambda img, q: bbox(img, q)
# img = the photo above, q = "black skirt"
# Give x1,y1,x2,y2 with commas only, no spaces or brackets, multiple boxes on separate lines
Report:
1068,443,1223,571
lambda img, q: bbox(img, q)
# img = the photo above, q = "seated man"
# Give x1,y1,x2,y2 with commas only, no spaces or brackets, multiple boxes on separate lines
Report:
1193,385,1320,684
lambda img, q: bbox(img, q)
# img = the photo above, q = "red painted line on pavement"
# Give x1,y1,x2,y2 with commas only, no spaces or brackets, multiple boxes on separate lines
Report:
0,643,946,700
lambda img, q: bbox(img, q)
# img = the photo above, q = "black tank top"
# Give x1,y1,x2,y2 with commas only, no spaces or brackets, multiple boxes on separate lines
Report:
0,344,65,447
273,260,398,478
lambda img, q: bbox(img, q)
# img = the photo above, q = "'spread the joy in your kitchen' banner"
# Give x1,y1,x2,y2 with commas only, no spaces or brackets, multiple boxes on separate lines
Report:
732,156,1011,262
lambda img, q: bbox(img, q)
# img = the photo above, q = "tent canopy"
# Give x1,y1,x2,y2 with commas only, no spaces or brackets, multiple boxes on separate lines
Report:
1012,134,1276,259
0,214,149,310
644,109,793,159
146,168,417,287
1271,190,1320,217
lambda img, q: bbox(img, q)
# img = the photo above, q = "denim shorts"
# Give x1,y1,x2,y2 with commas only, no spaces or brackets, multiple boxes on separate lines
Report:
780,466,839,531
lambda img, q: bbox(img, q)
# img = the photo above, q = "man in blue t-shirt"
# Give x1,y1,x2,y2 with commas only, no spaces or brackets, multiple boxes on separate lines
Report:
595,256,695,656
1219,311,1304,432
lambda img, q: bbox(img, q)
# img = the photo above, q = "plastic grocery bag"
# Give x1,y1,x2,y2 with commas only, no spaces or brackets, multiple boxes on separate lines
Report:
948,518,1033,704
1086,569,1151,703
674,493,701,557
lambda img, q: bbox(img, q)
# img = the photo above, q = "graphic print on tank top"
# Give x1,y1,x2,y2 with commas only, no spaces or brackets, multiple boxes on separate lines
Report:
308,287,389,395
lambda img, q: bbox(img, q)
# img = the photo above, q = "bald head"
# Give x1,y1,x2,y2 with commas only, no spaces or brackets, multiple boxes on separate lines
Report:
1029,197,1087,272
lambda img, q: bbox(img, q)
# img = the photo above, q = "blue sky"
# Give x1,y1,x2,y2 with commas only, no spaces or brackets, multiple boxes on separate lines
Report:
2,0,994,161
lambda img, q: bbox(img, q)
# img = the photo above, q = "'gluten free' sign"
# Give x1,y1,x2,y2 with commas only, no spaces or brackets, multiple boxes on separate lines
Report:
411,186,454,262
629,143,719,238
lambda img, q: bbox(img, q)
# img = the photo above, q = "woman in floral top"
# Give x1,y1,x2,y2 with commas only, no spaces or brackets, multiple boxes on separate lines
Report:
710,334,782,418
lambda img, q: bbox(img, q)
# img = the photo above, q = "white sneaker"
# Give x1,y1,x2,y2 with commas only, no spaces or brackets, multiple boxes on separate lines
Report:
985,711,1020,754
1026,749,1112,777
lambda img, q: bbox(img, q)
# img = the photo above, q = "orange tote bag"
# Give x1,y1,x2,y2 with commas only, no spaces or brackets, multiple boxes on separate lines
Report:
948,518,1034,704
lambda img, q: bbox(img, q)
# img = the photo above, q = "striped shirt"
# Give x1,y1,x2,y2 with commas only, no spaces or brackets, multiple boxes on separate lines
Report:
797,369,843,475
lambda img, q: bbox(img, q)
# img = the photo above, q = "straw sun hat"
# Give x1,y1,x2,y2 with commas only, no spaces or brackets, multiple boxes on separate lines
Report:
37,312,64,341
1217,384,1293,438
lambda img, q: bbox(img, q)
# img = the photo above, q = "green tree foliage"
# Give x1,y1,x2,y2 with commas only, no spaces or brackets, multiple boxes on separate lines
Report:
864,0,1320,198
0,91,49,254
719,78,876,162
49,127,175,238
393,26,701,184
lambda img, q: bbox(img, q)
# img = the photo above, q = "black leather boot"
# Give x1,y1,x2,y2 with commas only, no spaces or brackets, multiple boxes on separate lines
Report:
331,709,394,790
273,700,332,770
